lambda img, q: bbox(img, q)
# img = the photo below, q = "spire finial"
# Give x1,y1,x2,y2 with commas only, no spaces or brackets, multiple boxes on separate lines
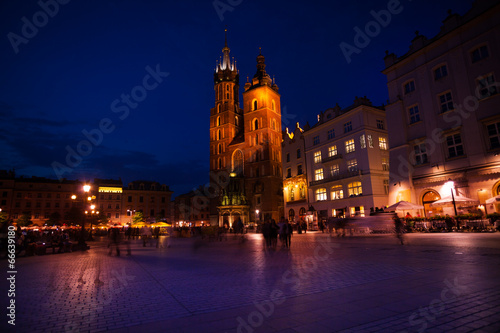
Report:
259,47,262,55
224,26,228,48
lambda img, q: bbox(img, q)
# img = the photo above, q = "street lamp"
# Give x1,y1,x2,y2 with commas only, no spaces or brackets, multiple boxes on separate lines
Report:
255,209,259,223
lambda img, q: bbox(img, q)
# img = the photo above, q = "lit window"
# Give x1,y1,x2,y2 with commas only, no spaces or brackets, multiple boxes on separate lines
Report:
315,188,327,201
348,182,362,196
289,187,295,201
331,185,343,200
360,135,366,149
382,157,389,171
315,168,324,181
367,135,373,148
376,120,385,129
446,134,464,158
330,164,339,176
344,121,352,133
409,105,421,124
379,137,388,150
413,143,428,165
471,45,489,63
404,81,415,94
477,74,498,99
347,159,358,172
328,145,337,157
313,136,320,145
434,65,448,80
345,139,355,153
439,92,454,113
328,129,335,139
314,151,322,163
487,122,500,149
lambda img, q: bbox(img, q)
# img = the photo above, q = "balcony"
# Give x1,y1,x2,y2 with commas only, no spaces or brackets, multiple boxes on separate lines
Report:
321,154,343,164
309,170,362,186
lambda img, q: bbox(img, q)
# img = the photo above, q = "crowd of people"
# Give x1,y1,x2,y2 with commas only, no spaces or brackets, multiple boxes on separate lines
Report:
261,218,293,249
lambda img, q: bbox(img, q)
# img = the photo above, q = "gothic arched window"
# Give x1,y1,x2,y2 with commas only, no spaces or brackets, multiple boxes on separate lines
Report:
253,99,258,110
254,119,259,130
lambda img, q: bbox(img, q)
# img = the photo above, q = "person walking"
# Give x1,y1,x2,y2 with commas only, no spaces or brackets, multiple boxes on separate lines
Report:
285,220,293,248
394,215,405,245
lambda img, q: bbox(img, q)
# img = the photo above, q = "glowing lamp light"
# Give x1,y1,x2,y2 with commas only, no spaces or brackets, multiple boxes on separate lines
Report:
83,185,91,192
71,195,76,200
90,205,95,210
230,172,237,177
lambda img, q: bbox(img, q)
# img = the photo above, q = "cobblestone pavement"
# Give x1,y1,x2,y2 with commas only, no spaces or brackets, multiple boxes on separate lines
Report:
1,232,500,332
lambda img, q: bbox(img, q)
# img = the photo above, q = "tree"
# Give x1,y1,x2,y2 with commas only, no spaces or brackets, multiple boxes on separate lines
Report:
47,212,62,226
64,207,84,226
132,211,144,225
17,211,32,227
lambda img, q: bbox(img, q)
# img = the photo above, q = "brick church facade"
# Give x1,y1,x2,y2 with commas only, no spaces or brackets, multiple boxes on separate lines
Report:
209,32,284,227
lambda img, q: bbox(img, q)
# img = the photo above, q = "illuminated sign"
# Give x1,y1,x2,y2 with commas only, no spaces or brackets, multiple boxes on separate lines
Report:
98,187,123,193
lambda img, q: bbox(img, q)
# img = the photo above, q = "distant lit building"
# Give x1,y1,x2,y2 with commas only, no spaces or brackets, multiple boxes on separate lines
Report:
173,187,211,227
124,180,173,223
383,0,500,216
0,171,172,226
303,97,389,221
282,123,309,223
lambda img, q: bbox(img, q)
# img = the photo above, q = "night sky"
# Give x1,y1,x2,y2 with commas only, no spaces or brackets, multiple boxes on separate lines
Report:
0,0,473,196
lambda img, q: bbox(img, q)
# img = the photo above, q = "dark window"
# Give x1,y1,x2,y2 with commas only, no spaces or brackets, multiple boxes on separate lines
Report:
297,149,301,159
446,134,464,158
487,122,500,149
434,65,448,80
404,81,415,94
327,129,335,140
344,121,352,133
297,165,303,175
409,105,421,124
471,45,489,63
313,136,320,145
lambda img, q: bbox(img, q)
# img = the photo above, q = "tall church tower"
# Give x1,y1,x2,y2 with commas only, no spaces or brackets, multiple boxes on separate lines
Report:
210,30,243,174
242,50,283,222
209,32,283,227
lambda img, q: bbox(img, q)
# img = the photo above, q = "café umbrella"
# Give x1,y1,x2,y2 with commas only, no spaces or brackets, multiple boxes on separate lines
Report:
485,195,500,204
430,195,478,206
384,201,424,212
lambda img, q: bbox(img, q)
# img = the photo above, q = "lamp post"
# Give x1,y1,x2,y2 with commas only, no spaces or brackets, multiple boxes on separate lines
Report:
86,205,98,241
446,180,458,216
72,184,93,250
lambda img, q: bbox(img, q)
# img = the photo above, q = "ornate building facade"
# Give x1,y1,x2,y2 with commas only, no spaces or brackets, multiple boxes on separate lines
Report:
209,33,284,227
383,0,500,216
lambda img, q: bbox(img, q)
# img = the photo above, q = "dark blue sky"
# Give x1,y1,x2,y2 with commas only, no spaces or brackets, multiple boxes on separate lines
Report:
0,0,473,196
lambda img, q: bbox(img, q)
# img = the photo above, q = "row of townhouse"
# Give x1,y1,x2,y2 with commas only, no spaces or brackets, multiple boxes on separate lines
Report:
0,171,173,226
282,0,500,224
